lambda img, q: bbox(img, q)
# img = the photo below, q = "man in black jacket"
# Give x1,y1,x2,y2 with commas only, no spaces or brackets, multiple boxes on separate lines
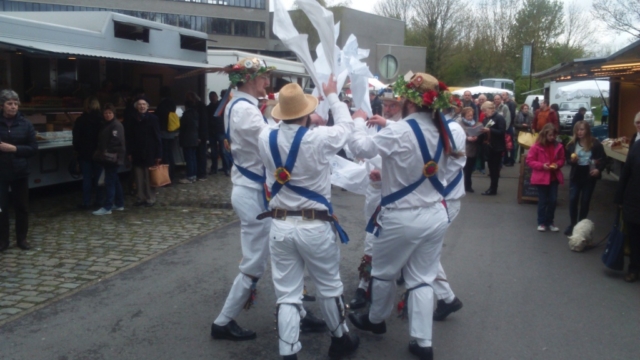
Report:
186,92,209,181
206,91,228,175
480,101,507,195
571,107,587,130
0,90,38,251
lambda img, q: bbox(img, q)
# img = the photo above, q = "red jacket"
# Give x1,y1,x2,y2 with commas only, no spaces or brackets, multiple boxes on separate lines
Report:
526,141,565,185
532,109,559,132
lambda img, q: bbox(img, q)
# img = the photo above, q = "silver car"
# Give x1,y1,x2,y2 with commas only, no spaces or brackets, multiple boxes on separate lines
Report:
557,102,594,132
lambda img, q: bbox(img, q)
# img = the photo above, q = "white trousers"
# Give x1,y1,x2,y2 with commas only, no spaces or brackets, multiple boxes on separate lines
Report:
432,199,461,302
369,203,449,346
270,217,348,355
214,185,271,325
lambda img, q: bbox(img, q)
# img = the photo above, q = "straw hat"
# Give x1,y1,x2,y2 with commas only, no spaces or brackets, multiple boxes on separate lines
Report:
271,83,318,121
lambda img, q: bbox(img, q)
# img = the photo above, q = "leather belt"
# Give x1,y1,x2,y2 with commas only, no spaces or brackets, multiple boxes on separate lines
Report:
256,209,333,222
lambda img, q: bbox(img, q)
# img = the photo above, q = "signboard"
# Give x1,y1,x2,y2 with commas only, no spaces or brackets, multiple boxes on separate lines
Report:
522,45,532,76
517,151,538,204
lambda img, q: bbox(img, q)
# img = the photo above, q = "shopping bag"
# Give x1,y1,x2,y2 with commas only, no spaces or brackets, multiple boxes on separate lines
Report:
601,210,625,271
168,112,180,132
149,164,171,187
517,131,538,149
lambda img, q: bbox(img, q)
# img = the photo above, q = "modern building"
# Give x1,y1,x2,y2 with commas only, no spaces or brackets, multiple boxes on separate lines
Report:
0,1,427,82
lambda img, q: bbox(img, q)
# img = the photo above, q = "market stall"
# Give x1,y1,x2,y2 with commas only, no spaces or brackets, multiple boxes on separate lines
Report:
0,11,210,187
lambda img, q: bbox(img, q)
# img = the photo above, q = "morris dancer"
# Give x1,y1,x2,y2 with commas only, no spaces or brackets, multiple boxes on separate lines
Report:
257,78,360,360
349,87,403,310
347,73,454,360
211,58,324,341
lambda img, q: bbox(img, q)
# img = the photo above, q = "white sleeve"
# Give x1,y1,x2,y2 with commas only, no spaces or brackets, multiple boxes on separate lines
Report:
315,93,355,156
447,122,467,180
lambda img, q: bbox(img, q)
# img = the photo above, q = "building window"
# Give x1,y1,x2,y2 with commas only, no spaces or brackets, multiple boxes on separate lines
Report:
164,0,265,9
113,21,150,43
180,35,206,52
379,54,398,79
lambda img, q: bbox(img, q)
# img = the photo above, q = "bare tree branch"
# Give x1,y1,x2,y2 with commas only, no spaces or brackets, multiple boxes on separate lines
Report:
373,0,415,23
592,0,640,38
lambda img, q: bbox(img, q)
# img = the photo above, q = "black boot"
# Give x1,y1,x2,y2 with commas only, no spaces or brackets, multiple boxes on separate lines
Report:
348,313,386,334
328,332,359,359
349,288,367,310
300,310,327,333
408,340,433,360
17,240,31,250
210,320,256,341
433,297,463,321
282,354,297,360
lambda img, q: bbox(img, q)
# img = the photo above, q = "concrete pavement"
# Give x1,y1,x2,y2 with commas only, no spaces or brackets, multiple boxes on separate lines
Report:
1,166,639,360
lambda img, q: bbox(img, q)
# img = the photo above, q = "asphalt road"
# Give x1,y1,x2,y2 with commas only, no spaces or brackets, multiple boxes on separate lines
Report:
1,169,639,360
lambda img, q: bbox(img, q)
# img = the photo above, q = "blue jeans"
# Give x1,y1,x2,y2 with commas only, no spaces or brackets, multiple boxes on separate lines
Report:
80,159,104,207
537,182,559,226
103,165,124,211
569,167,597,226
183,147,198,180
209,133,229,173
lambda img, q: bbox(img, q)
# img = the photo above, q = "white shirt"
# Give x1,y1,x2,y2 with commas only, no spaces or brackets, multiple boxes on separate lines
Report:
259,94,354,211
442,120,467,201
349,111,448,209
225,91,269,190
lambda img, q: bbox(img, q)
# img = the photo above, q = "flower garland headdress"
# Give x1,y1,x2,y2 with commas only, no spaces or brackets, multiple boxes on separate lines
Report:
393,73,451,111
226,57,276,87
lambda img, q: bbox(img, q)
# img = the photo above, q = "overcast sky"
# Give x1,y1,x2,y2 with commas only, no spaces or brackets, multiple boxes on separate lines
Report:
271,0,636,54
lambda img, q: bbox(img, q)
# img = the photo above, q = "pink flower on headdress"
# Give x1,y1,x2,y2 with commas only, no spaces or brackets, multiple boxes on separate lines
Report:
232,64,242,71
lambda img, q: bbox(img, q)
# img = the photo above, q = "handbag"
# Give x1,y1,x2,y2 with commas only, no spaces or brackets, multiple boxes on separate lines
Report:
601,210,625,271
148,164,171,187
93,150,118,164
518,131,538,149
168,112,180,132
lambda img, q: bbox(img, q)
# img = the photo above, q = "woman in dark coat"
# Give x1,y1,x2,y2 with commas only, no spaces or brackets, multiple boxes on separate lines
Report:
126,96,162,207
0,89,38,251
615,140,640,282
178,98,200,184
72,97,104,209
564,121,606,235
92,103,126,215
479,101,506,195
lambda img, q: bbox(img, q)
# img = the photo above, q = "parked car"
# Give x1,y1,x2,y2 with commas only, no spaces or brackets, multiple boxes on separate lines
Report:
557,101,594,131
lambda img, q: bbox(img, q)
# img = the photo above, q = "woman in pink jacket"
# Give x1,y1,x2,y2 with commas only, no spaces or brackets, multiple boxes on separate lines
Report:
526,123,565,232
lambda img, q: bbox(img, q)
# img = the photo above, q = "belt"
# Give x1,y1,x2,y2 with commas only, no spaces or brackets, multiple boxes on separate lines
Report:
256,208,334,222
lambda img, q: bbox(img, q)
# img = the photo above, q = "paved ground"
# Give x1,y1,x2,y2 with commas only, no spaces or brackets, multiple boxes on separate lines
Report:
1,163,639,360
0,171,237,324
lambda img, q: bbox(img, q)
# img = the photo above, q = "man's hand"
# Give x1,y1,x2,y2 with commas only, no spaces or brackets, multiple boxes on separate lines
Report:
0,142,17,153
367,115,387,128
369,169,381,182
467,136,477,142
352,109,368,121
322,74,338,96
310,113,326,126
590,169,600,177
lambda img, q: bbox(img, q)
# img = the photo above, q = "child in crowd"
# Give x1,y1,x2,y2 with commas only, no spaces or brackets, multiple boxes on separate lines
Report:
526,123,565,232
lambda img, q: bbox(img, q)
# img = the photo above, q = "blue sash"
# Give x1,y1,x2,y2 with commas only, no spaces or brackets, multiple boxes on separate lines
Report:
365,119,451,235
268,127,350,244
225,98,269,209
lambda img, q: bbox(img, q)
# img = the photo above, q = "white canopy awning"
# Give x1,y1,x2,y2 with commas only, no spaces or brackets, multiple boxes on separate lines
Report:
556,80,609,100
451,86,513,97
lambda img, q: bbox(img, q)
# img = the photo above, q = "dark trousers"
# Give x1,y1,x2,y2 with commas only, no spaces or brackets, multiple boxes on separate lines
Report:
161,138,176,180
80,159,104,207
196,140,208,179
627,221,640,274
569,167,597,226
183,147,198,180
209,133,229,173
103,165,124,211
537,181,559,226
0,176,29,245
487,151,502,193
601,115,608,125
464,156,476,190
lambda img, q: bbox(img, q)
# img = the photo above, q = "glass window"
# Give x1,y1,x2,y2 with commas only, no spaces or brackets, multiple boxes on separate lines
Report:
379,55,398,80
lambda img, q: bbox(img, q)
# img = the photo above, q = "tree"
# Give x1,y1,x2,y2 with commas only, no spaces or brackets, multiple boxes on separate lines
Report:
562,0,597,51
373,0,415,23
592,0,640,39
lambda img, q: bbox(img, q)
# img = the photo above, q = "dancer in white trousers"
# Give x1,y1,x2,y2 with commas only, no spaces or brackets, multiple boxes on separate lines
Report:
348,88,403,310
257,77,360,360
210,57,325,341
348,72,457,360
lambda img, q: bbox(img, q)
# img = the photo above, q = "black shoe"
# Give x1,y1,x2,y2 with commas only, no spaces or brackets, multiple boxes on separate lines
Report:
396,274,405,286
300,310,327,333
282,355,297,360
302,294,316,302
211,320,256,341
481,190,496,196
466,187,474,193
408,340,433,360
348,313,386,334
17,240,31,250
0,241,9,252
328,333,359,359
433,297,463,321
349,288,368,310
564,225,574,236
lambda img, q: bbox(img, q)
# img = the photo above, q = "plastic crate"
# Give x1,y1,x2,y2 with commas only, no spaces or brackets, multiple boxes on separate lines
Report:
591,125,609,142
